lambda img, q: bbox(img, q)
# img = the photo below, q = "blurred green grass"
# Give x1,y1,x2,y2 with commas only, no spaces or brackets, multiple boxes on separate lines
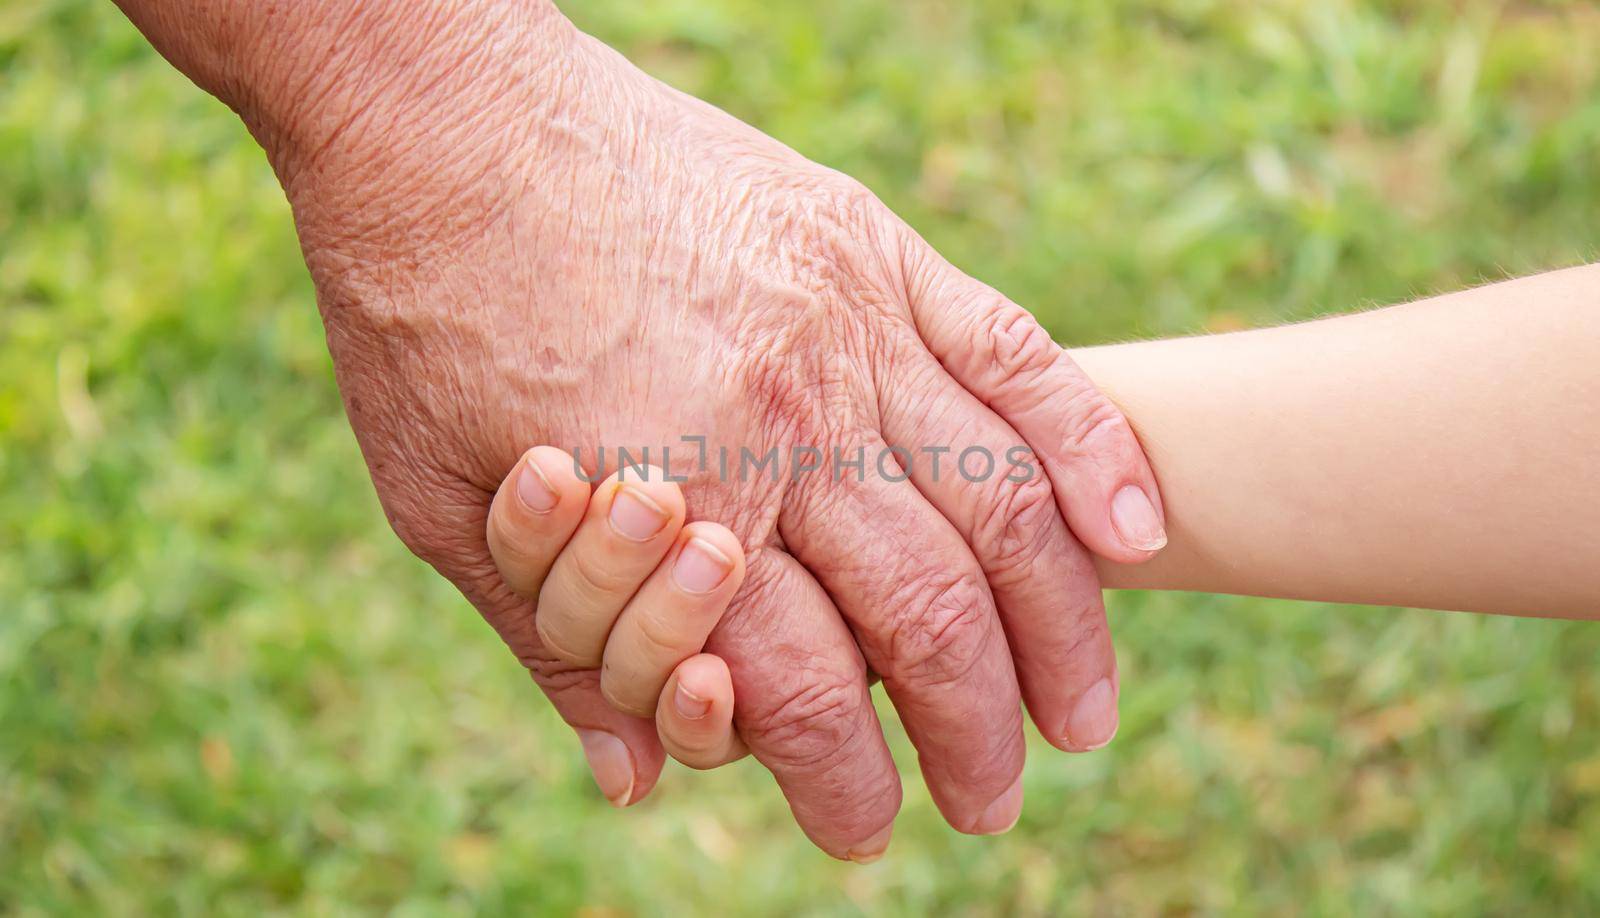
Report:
3,0,1599,913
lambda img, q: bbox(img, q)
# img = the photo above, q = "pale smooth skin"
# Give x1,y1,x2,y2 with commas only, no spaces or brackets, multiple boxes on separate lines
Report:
1083,263,1600,614
113,0,1169,859
513,265,1598,806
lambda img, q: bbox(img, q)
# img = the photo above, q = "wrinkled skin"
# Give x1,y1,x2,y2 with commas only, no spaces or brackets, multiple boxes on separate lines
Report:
117,0,1164,859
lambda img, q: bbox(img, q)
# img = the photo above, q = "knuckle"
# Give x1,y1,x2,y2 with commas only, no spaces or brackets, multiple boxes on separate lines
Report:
977,303,1060,401
820,174,884,234
600,670,656,718
735,303,870,443
968,472,1059,585
533,607,597,667
745,674,865,771
732,315,819,424
626,607,693,663
1052,384,1130,454
882,568,995,689
567,547,637,599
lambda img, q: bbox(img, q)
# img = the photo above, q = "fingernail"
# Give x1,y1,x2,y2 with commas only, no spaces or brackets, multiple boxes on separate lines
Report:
673,681,712,720
672,537,733,594
1110,485,1167,551
846,823,894,864
1065,677,1119,751
971,774,1024,835
575,728,635,807
516,459,558,513
608,486,669,541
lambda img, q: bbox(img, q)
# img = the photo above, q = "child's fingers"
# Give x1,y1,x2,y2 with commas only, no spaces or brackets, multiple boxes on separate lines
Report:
481,448,666,807
486,446,594,597
535,467,687,667
487,456,745,777
657,654,747,770
600,522,747,717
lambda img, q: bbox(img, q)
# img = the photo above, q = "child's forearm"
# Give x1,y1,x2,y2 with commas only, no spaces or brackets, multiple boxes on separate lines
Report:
1073,264,1600,618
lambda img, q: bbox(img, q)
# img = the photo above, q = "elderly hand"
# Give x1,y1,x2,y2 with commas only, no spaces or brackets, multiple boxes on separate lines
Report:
118,0,1165,859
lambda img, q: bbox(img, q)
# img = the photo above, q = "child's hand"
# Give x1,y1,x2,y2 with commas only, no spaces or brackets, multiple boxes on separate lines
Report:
486,447,746,777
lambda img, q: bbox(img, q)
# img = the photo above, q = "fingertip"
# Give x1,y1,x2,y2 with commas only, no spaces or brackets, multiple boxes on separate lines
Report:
1062,674,1119,752
497,446,591,526
1109,484,1167,554
555,686,668,808
672,522,747,597
674,652,733,709
598,465,687,544
575,727,639,807
1085,411,1166,546
671,678,714,721
844,822,894,864
525,445,597,502
657,655,741,770
488,446,594,597
1059,421,1167,564
967,772,1023,836
678,521,746,562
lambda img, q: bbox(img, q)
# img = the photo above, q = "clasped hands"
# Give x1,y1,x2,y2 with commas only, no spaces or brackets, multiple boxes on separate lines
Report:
182,0,1166,861
485,433,1162,862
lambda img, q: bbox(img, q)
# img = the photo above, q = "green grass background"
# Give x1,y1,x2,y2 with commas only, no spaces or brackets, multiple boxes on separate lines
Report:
3,0,1599,913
